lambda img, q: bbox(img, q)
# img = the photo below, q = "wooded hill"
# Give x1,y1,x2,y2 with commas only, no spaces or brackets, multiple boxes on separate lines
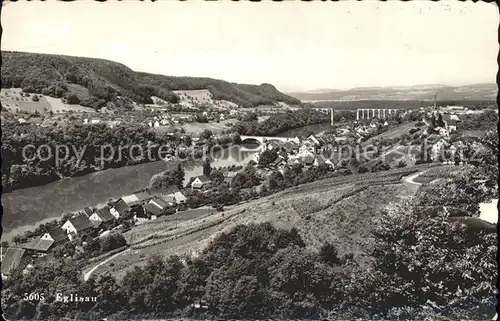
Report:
1,51,301,109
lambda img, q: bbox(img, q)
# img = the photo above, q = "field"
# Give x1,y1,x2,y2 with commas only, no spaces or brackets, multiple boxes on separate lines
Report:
173,89,239,109
181,120,234,134
364,121,419,144
85,165,438,280
412,164,470,184
1,88,95,114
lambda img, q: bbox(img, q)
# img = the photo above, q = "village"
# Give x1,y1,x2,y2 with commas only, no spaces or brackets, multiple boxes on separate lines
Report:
2,100,493,281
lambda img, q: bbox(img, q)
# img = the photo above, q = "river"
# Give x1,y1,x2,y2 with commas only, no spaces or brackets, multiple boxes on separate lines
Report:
2,147,257,242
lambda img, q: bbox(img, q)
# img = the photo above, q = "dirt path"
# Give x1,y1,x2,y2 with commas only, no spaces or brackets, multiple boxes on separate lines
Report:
83,248,131,281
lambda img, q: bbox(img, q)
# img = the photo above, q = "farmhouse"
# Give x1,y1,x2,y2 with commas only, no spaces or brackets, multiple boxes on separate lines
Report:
1,247,28,276
191,175,212,189
443,114,461,132
62,215,94,239
21,239,55,256
88,206,115,228
40,227,68,244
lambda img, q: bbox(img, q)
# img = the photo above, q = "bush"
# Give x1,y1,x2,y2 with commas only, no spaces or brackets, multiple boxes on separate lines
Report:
31,95,39,102
66,93,80,105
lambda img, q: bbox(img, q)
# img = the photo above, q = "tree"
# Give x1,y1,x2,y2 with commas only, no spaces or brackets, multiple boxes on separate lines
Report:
200,129,213,140
66,93,80,105
203,158,212,176
370,204,496,313
258,149,278,168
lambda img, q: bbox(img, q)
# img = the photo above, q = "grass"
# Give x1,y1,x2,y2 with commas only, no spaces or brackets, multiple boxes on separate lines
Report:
364,121,418,144
1,88,95,114
85,166,437,280
412,164,469,184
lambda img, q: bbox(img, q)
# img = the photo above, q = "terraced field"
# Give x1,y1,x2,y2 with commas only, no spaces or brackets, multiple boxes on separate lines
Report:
84,165,438,280
412,164,470,184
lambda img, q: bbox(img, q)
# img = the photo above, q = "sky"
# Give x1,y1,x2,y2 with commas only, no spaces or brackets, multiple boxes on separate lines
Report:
2,1,498,92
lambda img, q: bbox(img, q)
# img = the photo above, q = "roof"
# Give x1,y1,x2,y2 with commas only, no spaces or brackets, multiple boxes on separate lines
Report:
135,191,152,203
195,175,212,184
83,207,94,216
113,199,130,215
45,227,67,243
121,194,141,206
161,186,181,196
21,239,55,253
427,135,447,145
1,247,26,274
143,202,163,216
314,156,326,165
150,197,171,208
69,215,94,232
96,206,115,222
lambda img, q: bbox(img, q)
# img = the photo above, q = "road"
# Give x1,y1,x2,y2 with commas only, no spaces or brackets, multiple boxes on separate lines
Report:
403,171,424,186
83,248,130,281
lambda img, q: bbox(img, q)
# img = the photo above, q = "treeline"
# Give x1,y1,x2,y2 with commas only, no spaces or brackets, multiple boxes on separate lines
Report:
1,121,182,191
3,211,495,320
231,109,351,136
1,51,300,110
310,100,496,110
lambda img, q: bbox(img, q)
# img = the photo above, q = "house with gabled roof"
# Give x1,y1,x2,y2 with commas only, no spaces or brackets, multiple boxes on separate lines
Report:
89,206,116,228
21,239,55,256
40,227,68,244
191,175,212,189
62,215,94,240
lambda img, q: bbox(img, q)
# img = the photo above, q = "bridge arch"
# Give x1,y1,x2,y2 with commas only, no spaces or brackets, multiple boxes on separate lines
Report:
241,138,262,146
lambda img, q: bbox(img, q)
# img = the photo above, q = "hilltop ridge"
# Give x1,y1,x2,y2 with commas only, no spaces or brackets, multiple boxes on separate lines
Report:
1,51,301,110
289,83,497,102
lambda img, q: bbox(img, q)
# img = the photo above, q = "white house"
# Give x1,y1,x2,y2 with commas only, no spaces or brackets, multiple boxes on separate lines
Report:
61,215,94,239
191,175,212,189
109,207,120,219
153,121,160,127
90,119,100,124
40,227,68,244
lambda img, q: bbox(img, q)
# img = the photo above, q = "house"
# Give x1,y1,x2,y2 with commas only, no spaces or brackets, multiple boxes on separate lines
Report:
283,141,299,154
143,202,164,218
324,158,335,169
121,194,142,207
89,206,116,228
135,191,153,204
313,156,326,167
91,119,100,124
40,227,68,244
61,215,94,239
148,186,186,203
158,195,176,206
427,135,450,161
21,239,55,256
153,121,160,127
443,114,461,132
270,156,286,169
1,247,28,276
307,134,322,147
191,175,212,189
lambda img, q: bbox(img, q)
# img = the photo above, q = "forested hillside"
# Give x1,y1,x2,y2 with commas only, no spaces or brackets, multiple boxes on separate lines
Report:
1,51,301,109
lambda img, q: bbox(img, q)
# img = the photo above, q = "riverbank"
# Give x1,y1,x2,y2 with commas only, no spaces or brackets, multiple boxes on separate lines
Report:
2,148,256,242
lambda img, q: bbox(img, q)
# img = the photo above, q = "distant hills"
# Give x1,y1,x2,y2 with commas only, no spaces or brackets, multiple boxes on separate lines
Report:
289,83,497,102
1,51,301,110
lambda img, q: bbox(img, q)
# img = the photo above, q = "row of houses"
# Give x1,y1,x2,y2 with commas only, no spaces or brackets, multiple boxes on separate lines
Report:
1,186,190,277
